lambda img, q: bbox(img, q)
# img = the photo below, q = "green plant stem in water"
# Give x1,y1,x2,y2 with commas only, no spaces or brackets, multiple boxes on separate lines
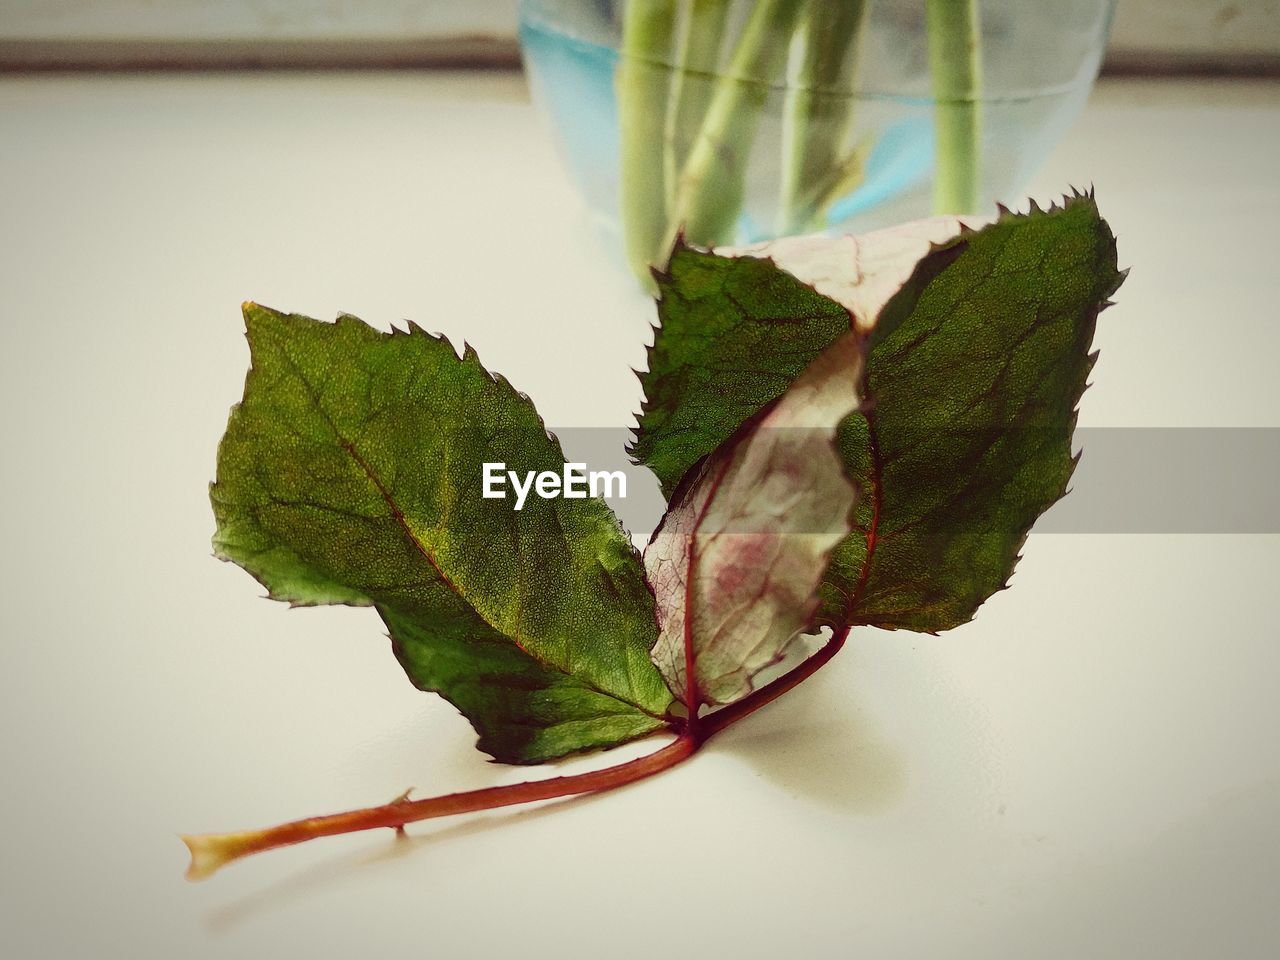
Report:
180,629,850,880
665,0,806,254
925,0,983,214
663,0,731,214
781,0,869,233
619,0,679,287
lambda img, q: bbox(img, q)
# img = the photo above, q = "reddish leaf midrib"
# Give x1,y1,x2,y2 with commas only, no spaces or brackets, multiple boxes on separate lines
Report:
847,407,883,622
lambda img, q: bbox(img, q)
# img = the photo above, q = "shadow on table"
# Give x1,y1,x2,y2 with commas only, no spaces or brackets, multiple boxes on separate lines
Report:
707,650,910,816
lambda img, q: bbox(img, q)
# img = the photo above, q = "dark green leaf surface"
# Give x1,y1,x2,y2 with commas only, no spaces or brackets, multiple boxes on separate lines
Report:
212,305,671,762
381,605,663,764
630,242,852,497
820,196,1124,631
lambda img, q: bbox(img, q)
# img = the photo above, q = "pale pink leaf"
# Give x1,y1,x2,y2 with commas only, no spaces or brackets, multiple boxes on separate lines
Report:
645,333,864,708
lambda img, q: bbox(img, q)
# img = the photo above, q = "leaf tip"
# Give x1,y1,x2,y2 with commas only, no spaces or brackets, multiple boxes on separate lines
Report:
240,301,266,331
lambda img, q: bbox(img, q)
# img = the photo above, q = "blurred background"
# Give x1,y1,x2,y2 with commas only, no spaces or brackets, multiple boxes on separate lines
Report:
3,0,1279,72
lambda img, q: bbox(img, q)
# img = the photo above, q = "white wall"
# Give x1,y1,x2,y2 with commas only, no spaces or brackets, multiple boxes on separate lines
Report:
0,1,520,40
1110,0,1280,66
2,0,1277,68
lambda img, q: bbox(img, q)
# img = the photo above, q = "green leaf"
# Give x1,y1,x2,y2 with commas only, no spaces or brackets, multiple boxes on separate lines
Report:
631,219,966,498
211,305,672,762
646,333,862,707
822,195,1125,631
629,242,852,498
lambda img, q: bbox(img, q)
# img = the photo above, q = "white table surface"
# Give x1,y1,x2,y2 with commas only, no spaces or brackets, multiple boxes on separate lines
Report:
1,71,1278,959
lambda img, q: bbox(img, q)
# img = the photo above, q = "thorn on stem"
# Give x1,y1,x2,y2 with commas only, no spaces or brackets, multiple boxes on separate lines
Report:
390,787,415,805
390,787,414,836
